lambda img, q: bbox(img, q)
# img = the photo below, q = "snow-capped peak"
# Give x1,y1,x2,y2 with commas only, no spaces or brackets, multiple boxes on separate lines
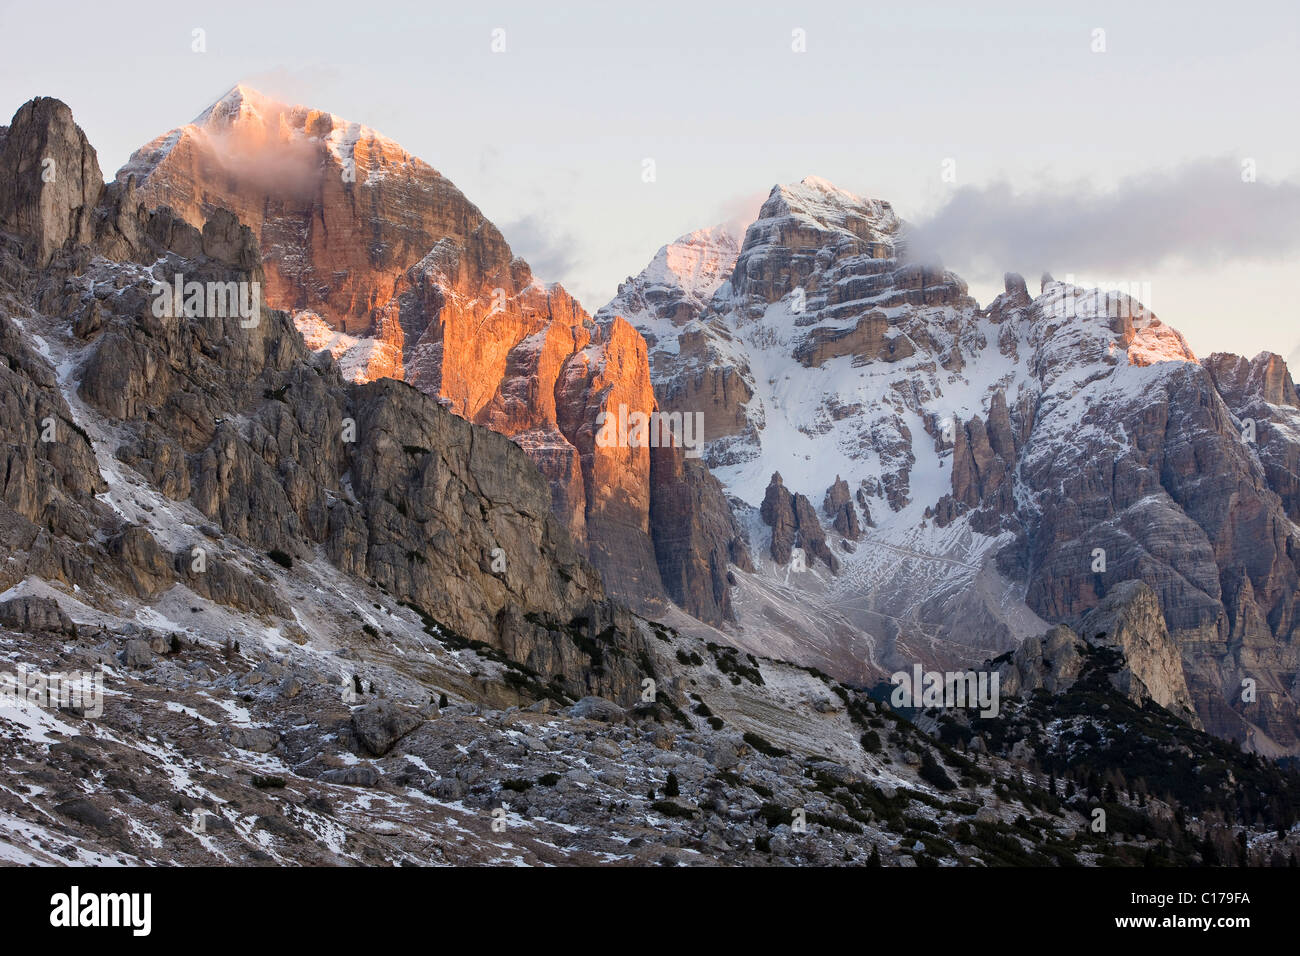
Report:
598,223,742,331
644,225,742,303
787,175,866,206
192,83,284,126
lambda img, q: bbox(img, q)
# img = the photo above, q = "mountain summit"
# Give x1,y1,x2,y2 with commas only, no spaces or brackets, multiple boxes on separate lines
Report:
116,86,748,625
603,176,1300,753
2,94,1299,867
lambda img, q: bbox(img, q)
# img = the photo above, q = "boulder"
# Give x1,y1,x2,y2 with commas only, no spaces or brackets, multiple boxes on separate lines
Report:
229,727,280,753
351,700,423,756
0,596,74,635
320,765,382,787
120,639,153,669
568,696,627,723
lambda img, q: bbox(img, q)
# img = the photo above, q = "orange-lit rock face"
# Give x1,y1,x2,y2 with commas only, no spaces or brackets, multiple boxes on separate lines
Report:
119,86,668,608
121,86,524,346
556,317,666,604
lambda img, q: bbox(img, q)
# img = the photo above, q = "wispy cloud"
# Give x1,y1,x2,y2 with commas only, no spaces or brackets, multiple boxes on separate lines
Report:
908,158,1300,279
499,213,582,289
715,189,769,239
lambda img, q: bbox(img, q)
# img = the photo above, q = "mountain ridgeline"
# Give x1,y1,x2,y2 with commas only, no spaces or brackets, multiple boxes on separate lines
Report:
115,85,747,628
2,89,1300,869
603,177,1300,756
113,91,1300,755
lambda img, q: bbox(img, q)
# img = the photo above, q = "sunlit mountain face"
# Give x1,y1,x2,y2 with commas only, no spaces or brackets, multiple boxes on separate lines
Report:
1,82,1299,872
113,88,1300,756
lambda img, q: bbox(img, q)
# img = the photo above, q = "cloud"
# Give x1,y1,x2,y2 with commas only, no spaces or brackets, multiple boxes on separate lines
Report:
202,127,321,205
907,158,1300,280
714,189,769,238
499,213,583,287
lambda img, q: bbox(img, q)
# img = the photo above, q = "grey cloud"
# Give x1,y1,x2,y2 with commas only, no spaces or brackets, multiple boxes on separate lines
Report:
500,213,582,287
201,128,321,205
907,158,1300,279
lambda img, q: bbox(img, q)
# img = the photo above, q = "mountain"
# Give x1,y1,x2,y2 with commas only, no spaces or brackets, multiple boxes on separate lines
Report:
604,176,1300,754
2,96,1299,868
117,85,746,625
599,223,743,329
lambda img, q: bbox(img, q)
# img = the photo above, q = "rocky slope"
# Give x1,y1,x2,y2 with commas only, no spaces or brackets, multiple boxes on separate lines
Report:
603,177,1300,754
1,98,1297,867
116,86,742,625
998,581,1199,726
0,96,656,710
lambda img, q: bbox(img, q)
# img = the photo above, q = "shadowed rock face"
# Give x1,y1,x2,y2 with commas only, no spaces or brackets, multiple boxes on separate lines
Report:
760,472,837,572
1205,351,1300,519
0,97,103,266
116,86,742,624
1,96,655,706
1077,581,1200,725
650,447,752,625
1000,581,1200,727
823,476,861,540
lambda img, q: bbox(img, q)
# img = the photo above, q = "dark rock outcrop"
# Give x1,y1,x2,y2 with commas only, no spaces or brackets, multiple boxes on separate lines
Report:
760,473,798,563
650,446,751,625
760,472,837,571
823,475,860,539
0,97,102,266
351,700,423,756
1000,581,1199,727
0,595,74,635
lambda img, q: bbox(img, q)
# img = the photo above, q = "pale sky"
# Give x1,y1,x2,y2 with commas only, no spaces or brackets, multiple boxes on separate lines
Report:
2,0,1297,360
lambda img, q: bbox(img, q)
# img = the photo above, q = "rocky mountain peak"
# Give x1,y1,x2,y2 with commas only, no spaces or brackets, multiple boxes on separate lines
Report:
599,224,741,331
1203,350,1299,409
762,175,897,235
1029,278,1197,371
0,96,103,266
730,177,904,307
605,168,1300,753
111,88,746,627
193,84,308,126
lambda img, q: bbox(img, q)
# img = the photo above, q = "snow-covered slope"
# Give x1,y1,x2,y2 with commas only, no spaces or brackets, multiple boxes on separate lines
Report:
601,177,1300,753
599,224,741,331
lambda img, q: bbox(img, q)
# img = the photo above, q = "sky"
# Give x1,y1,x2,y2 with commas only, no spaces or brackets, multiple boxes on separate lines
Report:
2,0,1297,359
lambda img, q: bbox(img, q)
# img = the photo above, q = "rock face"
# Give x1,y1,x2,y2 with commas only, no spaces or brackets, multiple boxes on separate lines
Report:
759,473,837,571
947,281,1300,751
1000,581,1199,726
823,476,861,539
1076,581,1200,724
760,472,798,564
117,86,743,623
0,596,75,635
598,225,756,458
0,97,102,266
600,225,741,329
1204,351,1300,519
650,447,752,624
998,624,1088,698
351,700,423,756
603,177,972,474
612,176,1300,753
0,96,657,708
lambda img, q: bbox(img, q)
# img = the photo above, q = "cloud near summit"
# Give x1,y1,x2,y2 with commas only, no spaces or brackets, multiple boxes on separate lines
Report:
907,158,1300,279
